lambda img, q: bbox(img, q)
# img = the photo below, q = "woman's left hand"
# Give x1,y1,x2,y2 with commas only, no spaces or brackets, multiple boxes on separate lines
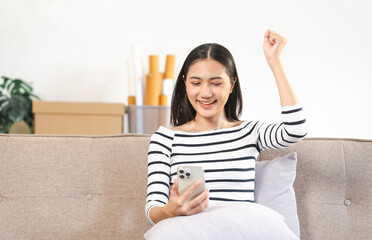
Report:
263,29,287,64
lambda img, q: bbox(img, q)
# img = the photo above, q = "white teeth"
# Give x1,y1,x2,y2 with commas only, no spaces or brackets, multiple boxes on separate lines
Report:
198,100,216,105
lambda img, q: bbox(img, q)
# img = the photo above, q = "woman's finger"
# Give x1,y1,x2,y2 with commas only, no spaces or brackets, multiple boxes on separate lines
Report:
269,31,277,45
170,177,179,197
264,29,271,44
178,180,202,204
264,29,271,39
186,189,209,211
269,31,286,45
187,190,210,215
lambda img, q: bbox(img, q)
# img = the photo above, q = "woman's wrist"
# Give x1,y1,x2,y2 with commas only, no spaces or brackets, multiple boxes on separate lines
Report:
162,204,175,218
266,57,281,69
149,205,174,225
268,60,284,78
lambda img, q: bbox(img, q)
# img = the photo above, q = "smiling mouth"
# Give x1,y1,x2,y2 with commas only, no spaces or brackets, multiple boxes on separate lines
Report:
197,100,217,105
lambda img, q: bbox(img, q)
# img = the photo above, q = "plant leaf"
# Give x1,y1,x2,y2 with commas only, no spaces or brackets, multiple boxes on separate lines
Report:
7,79,32,96
0,97,9,107
0,76,11,89
15,79,33,93
29,93,41,100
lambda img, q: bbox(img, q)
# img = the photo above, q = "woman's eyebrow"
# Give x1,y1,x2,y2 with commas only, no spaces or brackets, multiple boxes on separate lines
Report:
188,76,224,80
209,76,223,80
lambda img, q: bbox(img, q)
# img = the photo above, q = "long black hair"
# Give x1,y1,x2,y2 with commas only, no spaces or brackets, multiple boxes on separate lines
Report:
170,43,243,127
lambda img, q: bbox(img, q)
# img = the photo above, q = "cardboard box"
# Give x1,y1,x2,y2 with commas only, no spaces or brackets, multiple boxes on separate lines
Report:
32,101,125,135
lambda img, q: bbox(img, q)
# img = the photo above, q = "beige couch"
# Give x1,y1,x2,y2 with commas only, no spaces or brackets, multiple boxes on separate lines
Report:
0,134,371,240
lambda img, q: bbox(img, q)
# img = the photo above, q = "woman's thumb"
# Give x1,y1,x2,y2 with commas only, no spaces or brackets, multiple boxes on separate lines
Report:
171,178,179,195
264,31,271,46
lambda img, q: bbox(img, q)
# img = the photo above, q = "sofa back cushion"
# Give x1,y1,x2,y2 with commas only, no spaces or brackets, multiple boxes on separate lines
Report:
0,134,151,240
1,135,372,240
259,138,372,240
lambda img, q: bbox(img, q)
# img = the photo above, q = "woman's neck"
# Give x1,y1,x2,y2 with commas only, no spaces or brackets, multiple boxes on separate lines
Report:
192,114,232,132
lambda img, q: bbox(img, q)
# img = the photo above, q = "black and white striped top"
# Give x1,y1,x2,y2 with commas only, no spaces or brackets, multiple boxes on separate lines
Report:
145,104,307,225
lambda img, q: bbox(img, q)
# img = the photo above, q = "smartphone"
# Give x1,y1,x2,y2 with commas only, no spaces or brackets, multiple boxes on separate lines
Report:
177,166,205,201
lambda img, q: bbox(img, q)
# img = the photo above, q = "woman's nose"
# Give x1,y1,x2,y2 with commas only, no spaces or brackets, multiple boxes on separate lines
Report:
200,84,212,98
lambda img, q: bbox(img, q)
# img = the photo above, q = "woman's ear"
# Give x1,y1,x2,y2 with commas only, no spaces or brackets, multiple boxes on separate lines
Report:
230,77,237,93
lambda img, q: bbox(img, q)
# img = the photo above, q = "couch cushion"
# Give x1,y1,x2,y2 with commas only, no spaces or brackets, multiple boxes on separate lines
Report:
255,152,300,237
88,136,149,198
1,135,371,240
0,196,87,239
343,140,372,239
259,139,349,240
144,202,299,240
0,134,152,240
0,135,91,198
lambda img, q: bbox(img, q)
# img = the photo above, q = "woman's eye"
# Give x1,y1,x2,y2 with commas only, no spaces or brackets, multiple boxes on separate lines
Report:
191,82,201,85
211,82,221,86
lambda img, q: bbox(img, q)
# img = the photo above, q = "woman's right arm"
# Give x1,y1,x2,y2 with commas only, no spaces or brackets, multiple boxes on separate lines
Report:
146,131,209,225
146,131,173,225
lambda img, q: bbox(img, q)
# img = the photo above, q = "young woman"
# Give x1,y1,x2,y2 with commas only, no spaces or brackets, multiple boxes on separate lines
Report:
145,29,307,225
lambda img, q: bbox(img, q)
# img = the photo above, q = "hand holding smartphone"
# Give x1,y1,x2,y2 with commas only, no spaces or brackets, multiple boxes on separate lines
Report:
177,166,205,201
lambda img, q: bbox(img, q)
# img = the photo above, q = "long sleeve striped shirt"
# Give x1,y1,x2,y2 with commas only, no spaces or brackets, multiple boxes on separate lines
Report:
145,104,307,225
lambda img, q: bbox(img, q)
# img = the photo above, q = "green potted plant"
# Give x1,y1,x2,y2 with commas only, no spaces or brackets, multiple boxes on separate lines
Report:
0,76,40,133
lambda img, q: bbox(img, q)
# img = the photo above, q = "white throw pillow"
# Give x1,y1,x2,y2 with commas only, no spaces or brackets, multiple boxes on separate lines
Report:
144,202,299,240
255,152,300,238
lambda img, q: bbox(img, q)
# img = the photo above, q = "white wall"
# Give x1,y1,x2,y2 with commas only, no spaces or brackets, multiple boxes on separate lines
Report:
1,0,371,138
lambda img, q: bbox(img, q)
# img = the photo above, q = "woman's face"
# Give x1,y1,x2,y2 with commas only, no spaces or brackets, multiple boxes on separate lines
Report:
185,59,234,120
